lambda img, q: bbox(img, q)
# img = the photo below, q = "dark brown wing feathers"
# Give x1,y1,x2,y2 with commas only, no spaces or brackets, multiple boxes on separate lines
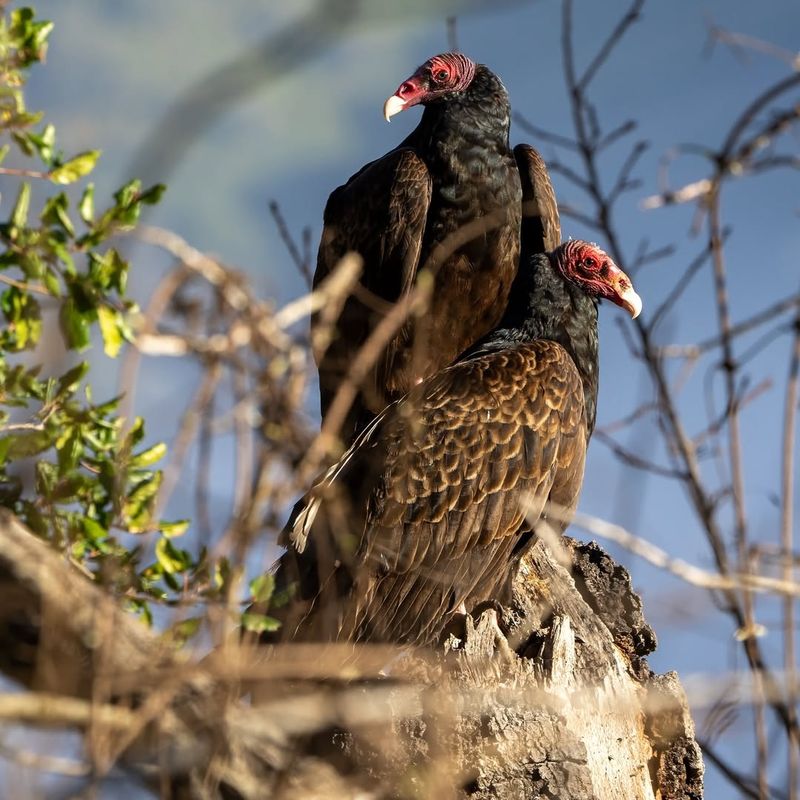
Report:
273,341,586,645
314,149,432,433
514,144,561,254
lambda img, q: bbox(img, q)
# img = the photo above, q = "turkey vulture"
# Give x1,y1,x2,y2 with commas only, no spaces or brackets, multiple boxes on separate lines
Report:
266,240,642,646
315,52,535,445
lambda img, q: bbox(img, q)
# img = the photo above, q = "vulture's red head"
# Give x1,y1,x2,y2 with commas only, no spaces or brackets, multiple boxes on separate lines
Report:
384,53,478,121
554,241,642,318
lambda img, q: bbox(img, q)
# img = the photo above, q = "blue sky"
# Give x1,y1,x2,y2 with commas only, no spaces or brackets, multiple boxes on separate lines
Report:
10,0,800,795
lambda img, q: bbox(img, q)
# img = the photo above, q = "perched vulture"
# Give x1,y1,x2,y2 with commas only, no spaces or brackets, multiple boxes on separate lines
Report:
315,53,559,445
266,240,642,646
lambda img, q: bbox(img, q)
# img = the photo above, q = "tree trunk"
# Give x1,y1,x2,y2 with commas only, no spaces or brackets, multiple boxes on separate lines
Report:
0,510,703,798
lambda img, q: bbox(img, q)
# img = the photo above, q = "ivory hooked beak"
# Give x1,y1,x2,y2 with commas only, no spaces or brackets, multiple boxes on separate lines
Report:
619,285,642,319
383,94,406,122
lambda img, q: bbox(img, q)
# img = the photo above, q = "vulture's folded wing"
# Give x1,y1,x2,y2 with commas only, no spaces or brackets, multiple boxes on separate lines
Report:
273,340,586,645
313,148,433,428
514,144,561,254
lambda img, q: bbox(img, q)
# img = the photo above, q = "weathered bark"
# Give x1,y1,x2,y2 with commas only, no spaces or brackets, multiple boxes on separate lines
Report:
0,510,703,798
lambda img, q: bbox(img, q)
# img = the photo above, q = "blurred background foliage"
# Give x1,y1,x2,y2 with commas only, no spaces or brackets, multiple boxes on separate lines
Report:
0,7,200,624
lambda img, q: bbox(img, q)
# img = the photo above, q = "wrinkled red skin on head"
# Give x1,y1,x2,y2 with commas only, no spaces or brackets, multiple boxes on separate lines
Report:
554,240,636,311
390,52,477,110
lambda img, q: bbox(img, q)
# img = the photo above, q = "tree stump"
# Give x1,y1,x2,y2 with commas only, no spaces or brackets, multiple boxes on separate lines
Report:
0,512,703,798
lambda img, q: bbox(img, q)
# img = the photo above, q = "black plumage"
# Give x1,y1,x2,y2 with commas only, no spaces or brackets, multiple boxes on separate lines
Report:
265,240,642,647
314,53,525,445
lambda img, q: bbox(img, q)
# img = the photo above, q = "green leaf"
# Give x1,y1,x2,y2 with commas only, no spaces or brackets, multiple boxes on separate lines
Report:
41,192,74,236
249,573,275,605
4,430,51,459
129,441,167,469
11,182,30,229
55,426,82,474
55,362,89,399
167,617,202,646
78,183,95,223
160,519,189,539
124,418,146,448
27,123,55,163
155,536,190,574
124,471,163,531
97,304,123,357
42,267,61,297
139,183,167,206
0,438,11,466
129,599,153,627
114,178,141,207
241,612,281,634
59,297,91,351
214,558,231,591
12,132,35,157
35,460,57,496
32,20,54,57
89,249,127,293
0,286,41,350
49,239,75,275
49,150,101,185
0,145,10,165
0,477,23,506
81,517,108,543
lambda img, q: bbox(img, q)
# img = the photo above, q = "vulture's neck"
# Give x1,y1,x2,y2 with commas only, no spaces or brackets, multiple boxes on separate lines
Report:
406,65,512,164
484,252,600,435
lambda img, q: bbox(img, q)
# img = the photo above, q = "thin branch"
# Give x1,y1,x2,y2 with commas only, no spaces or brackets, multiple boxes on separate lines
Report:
700,737,789,800
268,199,314,289
593,430,688,480
0,165,49,179
0,693,137,729
576,0,644,92
596,119,637,152
656,293,800,358
446,16,459,51
553,506,800,599
511,112,580,151
629,239,674,274
595,402,658,436
558,0,800,750
0,739,91,778
782,302,800,799
547,159,594,194
0,273,51,296
608,140,647,204
557,203,605,232
706,188,769,800
647,239,716,333
708,24,800,69
720,72,800,160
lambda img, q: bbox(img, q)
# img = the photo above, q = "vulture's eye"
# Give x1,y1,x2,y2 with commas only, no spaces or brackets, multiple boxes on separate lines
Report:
434,68,450,82
582,256,597,269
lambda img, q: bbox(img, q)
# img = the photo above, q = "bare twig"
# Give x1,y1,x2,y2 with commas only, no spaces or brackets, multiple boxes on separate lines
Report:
657,293,800,359
593,430,688,480
575,0,644,92
782,301,800,798
0,273,50,295
446,16,459,52
707,23,800,70
554,507,800,599
553,2,800,767
700,737,789,800
0,693,137,729
0,739,90,778
269,199,314,289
